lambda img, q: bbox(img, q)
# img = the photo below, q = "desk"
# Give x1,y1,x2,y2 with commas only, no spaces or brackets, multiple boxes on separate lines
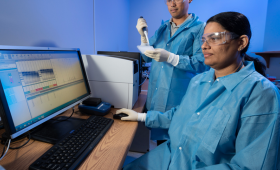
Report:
0,81,148,170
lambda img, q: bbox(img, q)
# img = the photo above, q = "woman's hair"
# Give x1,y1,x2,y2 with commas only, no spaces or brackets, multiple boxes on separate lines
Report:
206,12,266,77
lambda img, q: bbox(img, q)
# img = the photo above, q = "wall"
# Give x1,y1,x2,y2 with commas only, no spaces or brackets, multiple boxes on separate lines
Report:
0,0,277,77
128,0,170,52
0,0,94,54
262,0,280,79
94,0,130,54
128,0,269,66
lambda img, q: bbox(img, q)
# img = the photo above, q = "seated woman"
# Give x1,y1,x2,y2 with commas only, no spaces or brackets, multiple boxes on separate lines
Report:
117,12,280,169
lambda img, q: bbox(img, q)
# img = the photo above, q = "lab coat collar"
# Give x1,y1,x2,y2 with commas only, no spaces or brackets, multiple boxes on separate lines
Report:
165,13,200,43
201,61,256,91
163,13,199,29
164,13,199,27
200,68,215,83
151,13,200,46
179,13,198,28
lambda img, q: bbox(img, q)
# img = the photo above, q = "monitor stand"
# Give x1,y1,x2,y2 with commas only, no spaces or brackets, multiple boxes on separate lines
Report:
31,116,86,144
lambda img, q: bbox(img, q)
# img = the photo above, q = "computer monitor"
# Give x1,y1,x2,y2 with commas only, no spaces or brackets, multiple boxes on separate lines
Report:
0,46,91,140
97,51,143,95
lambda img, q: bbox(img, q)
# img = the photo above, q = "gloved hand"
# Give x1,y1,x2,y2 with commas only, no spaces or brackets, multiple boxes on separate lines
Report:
144,48,170,62
116,108,138,121
136,18,148,44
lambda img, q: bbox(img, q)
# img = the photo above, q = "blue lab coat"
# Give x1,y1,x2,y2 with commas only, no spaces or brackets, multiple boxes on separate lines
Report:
124,61,280,170
143,13,209,140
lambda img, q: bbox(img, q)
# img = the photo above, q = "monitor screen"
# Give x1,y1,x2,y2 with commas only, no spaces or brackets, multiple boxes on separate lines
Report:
0,47,90,139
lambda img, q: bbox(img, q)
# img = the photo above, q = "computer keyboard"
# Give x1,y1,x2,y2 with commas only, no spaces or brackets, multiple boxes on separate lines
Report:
29,115,114,170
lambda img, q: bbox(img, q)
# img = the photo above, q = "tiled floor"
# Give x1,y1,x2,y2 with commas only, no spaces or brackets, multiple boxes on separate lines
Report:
123,140,157,167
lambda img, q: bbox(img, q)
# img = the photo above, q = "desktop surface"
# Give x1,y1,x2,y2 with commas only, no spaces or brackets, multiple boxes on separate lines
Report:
29,114,114,170
0,46,148,169
0,107,139,170
0,78,148,170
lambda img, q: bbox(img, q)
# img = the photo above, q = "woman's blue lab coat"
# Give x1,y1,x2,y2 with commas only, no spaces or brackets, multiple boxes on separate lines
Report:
143,13,209,140
124,61,280,170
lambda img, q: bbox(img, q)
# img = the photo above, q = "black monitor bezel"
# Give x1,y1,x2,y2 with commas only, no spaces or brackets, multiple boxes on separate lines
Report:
0,47,91,139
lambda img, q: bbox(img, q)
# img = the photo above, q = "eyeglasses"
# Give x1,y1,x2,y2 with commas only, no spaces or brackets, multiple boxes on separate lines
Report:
200,31,239,47
165,0,186,5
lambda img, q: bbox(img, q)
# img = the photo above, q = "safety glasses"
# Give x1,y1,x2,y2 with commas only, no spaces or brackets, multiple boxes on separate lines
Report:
165,0,186,5
200,31,239,46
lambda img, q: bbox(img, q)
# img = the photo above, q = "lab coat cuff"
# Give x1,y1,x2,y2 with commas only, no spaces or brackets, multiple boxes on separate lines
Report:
137,113,146,122
167,53,179,66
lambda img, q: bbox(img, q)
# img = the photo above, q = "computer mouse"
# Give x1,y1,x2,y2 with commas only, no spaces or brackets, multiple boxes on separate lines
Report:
113,113,128,119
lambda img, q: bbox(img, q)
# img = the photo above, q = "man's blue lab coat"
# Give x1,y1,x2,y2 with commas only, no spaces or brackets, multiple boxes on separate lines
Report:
125,61,280,169
142,13,209,140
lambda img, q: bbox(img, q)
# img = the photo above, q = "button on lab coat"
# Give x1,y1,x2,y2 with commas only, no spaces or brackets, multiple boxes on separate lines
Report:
143,13,210,140
124,61,280,170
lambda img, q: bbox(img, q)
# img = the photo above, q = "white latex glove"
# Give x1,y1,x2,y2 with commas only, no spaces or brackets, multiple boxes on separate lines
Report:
116,108,138,121
144,48,170,62
116,108,146,122
136,18,148,44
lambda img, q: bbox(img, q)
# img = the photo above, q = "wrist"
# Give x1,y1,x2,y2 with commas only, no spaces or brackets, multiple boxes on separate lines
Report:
137,113,146,122
167,53,179,66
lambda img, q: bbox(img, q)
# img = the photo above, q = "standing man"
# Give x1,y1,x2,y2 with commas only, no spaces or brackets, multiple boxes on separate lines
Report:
136,0,209,144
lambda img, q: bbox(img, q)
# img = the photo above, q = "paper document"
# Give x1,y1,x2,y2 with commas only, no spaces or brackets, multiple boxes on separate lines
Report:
137,45,155,54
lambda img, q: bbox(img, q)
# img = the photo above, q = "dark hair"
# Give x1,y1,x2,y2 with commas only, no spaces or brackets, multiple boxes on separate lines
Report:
206,12,266,77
